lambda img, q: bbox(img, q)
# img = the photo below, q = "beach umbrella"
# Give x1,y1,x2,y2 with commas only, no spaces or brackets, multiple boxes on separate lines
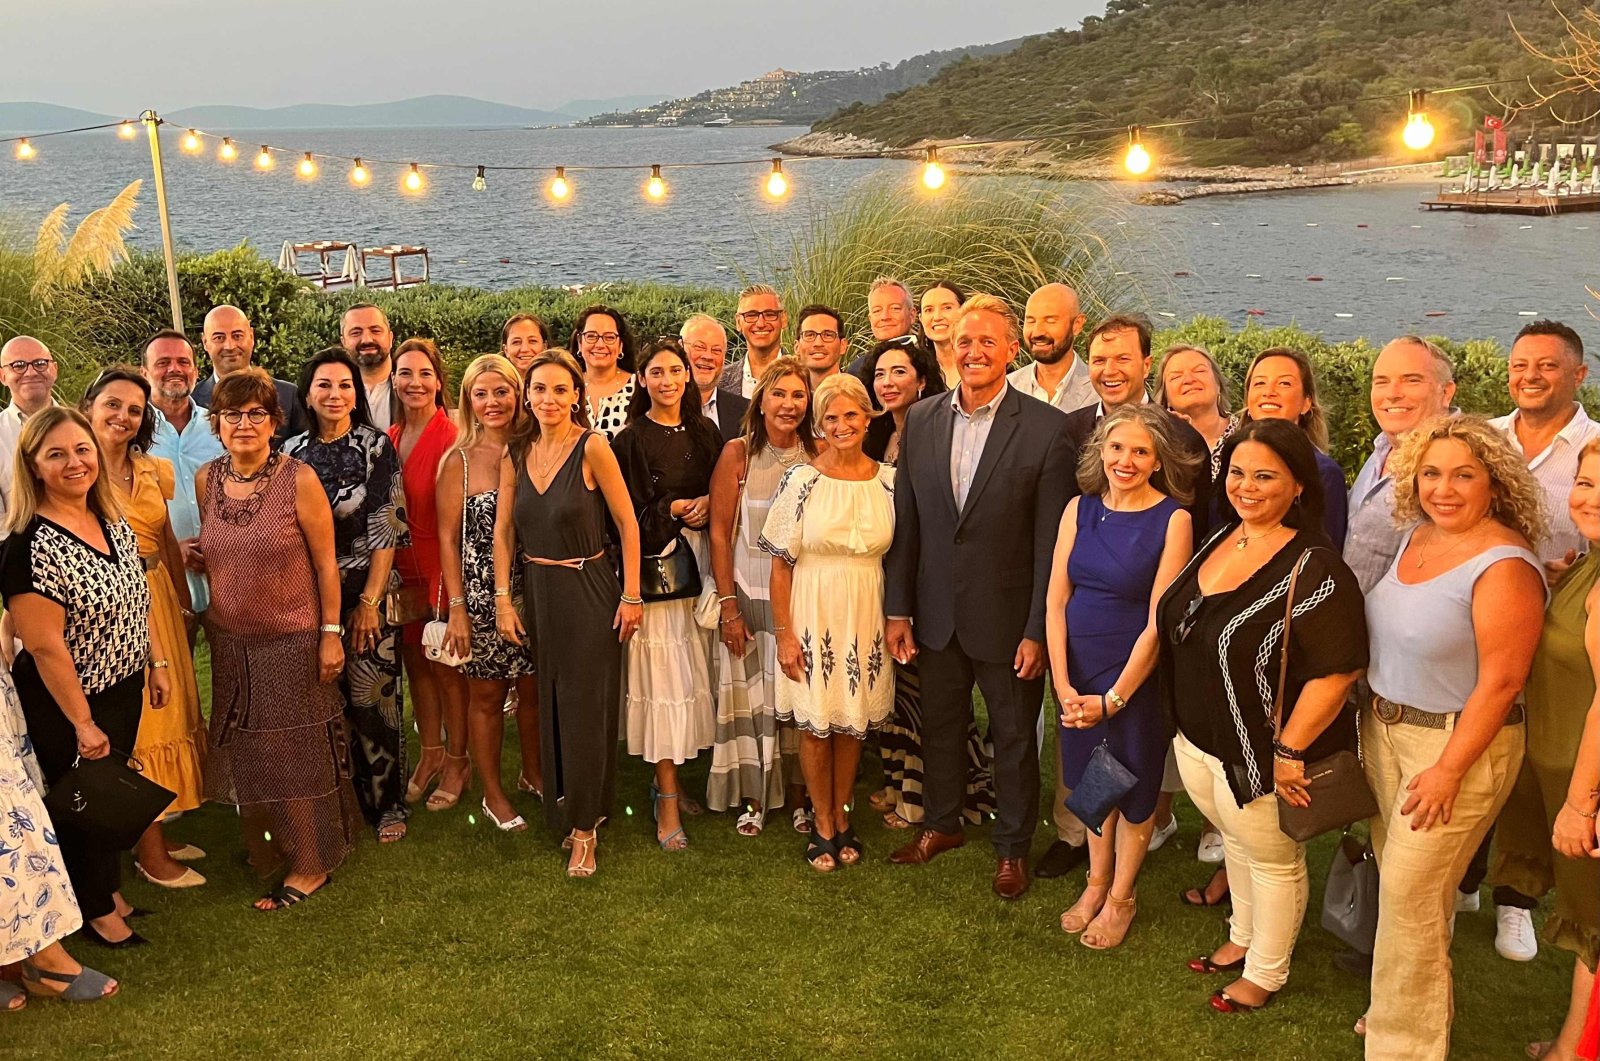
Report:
1508,162,1521,186
1548,159,1562,193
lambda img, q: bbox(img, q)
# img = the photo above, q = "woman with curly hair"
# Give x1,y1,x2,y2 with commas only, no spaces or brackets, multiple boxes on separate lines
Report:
1360,413,1547,1058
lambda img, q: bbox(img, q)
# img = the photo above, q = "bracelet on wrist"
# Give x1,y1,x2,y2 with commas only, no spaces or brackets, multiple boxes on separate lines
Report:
718,594,737,605
1566,800,1600,820
1271,740,1306,761
320,623,344,636
1105,688,1127,714
149,659,170,670
448,595,466,608
358,594,382,609
493,587,511,598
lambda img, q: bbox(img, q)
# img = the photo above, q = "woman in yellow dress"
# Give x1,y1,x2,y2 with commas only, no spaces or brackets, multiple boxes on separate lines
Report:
80,366,208,888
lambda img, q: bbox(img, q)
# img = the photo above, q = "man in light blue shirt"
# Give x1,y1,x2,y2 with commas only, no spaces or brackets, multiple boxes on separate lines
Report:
143,329,224,616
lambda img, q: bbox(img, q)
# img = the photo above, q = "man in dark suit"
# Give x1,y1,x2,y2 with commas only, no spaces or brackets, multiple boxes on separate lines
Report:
191,304,308,448
682,313,750,440
884,294,1074,900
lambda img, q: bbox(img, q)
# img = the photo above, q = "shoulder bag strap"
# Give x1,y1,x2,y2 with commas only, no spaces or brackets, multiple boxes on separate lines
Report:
1271,549,1311,741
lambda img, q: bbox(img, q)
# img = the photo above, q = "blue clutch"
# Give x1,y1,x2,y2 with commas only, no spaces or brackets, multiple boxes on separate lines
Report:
1065,741,1138,835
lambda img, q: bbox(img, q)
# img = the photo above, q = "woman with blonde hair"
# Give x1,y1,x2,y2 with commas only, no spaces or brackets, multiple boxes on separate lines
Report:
439,354,540,832
1360,414,1546,1057
762,373,897,871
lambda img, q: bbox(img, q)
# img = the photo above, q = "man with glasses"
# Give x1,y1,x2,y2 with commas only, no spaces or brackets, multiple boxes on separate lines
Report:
191,304,308,446
793,304,847,389
681,314,748,442
143,329,225,617
719,284,787,398
0,335,59,536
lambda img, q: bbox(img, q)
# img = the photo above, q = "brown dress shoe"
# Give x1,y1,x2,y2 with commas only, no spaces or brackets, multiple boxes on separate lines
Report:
993,857,1030,900
888,828,966,865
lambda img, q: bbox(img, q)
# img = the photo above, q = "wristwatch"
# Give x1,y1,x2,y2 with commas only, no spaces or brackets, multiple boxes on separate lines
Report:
320,623,344,636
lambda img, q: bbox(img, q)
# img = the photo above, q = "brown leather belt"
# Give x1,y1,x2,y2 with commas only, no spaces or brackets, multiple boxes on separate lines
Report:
522,549,604,570
1370,694,1524,730
142,555,162,573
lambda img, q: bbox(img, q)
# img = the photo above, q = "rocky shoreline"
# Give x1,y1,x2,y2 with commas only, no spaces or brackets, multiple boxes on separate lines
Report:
771,131,1436,200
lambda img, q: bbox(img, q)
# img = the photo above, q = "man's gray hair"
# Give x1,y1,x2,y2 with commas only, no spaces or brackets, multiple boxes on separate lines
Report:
679,314,726,339
1389,335,1455,384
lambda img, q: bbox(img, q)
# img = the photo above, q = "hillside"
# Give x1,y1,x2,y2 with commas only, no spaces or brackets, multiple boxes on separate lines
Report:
580,37,1028,126
0,101,118,131
813,0,1589,162
165,95,567,130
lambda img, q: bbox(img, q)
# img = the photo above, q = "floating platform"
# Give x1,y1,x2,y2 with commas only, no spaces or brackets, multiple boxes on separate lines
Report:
1422,190,1600,215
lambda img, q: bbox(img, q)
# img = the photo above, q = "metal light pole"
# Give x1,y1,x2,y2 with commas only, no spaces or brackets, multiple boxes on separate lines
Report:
141,110,183,332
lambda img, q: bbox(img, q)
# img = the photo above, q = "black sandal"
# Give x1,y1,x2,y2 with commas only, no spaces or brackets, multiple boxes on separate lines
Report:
836,826,864,864
806,833,840,873
256,876,331,911
1181,868,1231,908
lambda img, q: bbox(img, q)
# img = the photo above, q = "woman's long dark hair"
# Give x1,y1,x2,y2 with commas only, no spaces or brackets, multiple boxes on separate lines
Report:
509,350,591,462
861,338,945,460
567,304,636,374
296,347,374,433
1214,417,1326,536
627,338,709,426
78,364,156,453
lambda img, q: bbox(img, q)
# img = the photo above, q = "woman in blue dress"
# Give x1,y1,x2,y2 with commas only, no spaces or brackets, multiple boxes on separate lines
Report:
1047,403,1198,950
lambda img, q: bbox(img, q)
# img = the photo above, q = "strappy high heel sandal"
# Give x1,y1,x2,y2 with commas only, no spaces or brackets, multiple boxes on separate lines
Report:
562,817,604,878
1082,891,1137,950
651,783,688,852
482,798,527,832
1060,874,1112,934
426,753,470,811
405,744,445,803
516,773,543,799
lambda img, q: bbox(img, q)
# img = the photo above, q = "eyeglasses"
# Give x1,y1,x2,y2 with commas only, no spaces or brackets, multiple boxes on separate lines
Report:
579,331,621,345
883,334,919,347
798,330,840,343
683,342,725,356
737,310,784,324
1171,593,1205,644
4,359,55,376
219,408,271,425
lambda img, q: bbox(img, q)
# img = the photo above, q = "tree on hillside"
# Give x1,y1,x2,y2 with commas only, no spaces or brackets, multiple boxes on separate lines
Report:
1512,3,1600,123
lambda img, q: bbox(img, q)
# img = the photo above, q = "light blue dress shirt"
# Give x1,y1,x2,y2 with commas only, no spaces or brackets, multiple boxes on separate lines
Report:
147,400,225,612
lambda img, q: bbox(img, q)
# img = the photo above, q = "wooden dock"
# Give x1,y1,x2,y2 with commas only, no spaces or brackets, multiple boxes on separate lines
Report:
1422,189,1600,215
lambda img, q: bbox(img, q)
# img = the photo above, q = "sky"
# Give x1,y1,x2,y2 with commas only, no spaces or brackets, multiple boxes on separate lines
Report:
1,0,1100,112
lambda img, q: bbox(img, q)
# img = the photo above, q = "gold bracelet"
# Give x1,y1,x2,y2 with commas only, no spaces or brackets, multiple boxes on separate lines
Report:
493,587,511,598
149,659,170,670
619,594,643,606
1566,800,1600,820
359,593,382,608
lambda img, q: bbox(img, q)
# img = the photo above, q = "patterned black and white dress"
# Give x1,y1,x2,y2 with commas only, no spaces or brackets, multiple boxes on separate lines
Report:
283,425,410,829
587,379,634,441
455,458,533,681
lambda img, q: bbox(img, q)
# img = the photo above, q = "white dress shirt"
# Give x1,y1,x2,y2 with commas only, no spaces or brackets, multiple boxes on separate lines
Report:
1490,403,1600,564
1007,356,1095,414
949,382,1008,511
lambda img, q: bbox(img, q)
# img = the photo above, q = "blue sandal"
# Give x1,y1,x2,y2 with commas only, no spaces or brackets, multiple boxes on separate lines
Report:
20,961,117,1003
836,826,864,865
651,784,689,851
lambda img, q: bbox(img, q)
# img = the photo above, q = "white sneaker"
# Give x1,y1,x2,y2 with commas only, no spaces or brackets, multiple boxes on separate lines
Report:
1147,815,1178,852
1197,829,1225,864
1454,889,1480,914
1495,905,1538,962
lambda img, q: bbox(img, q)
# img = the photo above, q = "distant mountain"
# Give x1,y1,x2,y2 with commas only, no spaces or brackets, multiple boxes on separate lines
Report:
164,95,568,130
0,101,119,132
579,38,1029,127
553,95,668,119
814,0,1578,163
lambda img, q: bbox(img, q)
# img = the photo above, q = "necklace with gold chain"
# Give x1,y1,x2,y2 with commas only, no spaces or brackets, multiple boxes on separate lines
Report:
532,422,575,481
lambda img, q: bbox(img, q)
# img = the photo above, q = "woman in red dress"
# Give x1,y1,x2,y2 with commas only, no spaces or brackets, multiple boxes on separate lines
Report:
388,339,469,811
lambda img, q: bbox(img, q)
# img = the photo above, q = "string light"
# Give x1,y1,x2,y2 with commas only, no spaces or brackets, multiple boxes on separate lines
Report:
296,152,317,179
350,158,370,185
473,164,487,191
15,138,35,160
1123,126,1152,176
1403,89,1435,151
920,146,946,191
548,165,570,201
117,120,137,140
403,162,424,193
646,163,666,200
765,159,789,198
255,145,273,170
218,137,237,162
181,129,201,153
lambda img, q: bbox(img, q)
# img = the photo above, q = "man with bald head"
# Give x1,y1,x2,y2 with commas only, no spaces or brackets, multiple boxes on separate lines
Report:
1009,283,1094,414
682,314,748,441
0,335,60,534
192,304,307,446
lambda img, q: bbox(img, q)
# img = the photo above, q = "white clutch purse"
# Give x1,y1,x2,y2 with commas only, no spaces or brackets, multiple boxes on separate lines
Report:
422,618,471,668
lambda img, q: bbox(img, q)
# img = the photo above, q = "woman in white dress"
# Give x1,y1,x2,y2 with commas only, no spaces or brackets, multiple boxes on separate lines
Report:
706,358,818,834
613,339,723,852
762,374,896,872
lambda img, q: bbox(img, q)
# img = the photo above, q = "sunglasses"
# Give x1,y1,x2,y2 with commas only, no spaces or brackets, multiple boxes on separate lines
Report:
1171,592,1205,644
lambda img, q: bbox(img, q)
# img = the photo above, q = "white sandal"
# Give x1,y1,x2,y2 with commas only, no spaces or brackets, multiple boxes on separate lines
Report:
735,808,765,836
791,807,814,834
482,798,527,833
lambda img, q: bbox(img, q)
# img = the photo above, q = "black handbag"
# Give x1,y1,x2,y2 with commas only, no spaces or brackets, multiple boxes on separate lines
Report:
1065,741,1138,836
1271,552,1380,841
639,533,703,603
1321,830,1380,954
43,751,175,851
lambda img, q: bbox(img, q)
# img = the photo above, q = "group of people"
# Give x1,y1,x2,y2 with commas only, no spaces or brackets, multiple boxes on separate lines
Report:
0,279,1595,1060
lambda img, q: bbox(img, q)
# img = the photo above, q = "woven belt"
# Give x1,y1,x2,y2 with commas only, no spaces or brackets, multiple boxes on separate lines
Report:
1371,695,1524,729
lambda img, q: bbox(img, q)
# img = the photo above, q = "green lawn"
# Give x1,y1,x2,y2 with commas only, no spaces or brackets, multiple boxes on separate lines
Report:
5,645,1572,1060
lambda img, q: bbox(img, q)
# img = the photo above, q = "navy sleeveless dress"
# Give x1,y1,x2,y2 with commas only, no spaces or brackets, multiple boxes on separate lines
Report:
1059,492,1181,824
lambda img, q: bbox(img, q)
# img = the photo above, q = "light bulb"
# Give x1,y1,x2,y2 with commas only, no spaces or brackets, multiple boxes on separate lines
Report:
473,165,487,191
181,129,201,153
350,158,369,185
15,139,35,161
404,163,424,192
297,152,317,179
219,137,237,161
1403,112,1435,151
920,147,946,191
765,159,789,198
117,120,137,140
255,145,273,170
549,166,570,200
1123,126,1152,176
646,163,666,200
